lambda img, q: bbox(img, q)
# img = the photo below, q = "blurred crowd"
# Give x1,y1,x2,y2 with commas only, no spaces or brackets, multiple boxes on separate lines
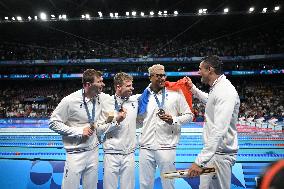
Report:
238,82,284,123
0,79,283,124
1,61,283,76
0,30,283,60
193,79,284,122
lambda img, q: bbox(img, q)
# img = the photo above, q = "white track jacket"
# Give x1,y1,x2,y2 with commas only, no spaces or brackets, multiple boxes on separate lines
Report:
139,88,193,150
191,75,240,167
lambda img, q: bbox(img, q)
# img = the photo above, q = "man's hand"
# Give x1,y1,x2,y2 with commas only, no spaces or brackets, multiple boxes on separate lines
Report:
159,113,173,124
82,126,94,137
106,112,115,123
116,108,127,123
184,76,193,89
187,163,203,177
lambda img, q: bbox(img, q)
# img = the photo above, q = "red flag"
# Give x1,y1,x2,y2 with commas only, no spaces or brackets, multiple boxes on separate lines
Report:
165,78,193,111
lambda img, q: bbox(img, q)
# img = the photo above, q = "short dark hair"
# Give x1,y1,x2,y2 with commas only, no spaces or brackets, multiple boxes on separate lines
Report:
202,55,223,75
114,72,133,87
82,69,102,84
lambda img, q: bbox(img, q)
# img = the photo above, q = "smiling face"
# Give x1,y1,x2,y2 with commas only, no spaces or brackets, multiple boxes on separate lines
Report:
92,75,105,94
82,69,105,98
150,71,167,90
113,72,134,98
116,79,134,98
86,75,105,96
198,61,210,85
198,56,224,86
148,64,167,91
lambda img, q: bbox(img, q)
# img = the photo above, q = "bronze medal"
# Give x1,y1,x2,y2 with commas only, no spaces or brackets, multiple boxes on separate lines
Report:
90,123,95,131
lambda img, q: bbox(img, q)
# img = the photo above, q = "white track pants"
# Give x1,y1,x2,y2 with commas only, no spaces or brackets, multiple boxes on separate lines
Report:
62,147,99,189
199,154,236,189
139,149,176,189
103,153,135,189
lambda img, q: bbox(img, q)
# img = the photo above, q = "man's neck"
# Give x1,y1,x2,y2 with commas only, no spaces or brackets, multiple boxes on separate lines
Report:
84,88,97,99
208,74,221,86
150,84,163,94
115,92,122,98
115,92,129,100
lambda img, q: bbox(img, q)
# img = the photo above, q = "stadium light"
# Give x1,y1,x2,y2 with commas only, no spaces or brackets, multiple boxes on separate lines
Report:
81,14,90,19
224,8,229,13
1,6,281,23
274,6,280,12
198,9,207,14
58,14,67,20
249,7,254,13
40,12,47,20
51,15,56,20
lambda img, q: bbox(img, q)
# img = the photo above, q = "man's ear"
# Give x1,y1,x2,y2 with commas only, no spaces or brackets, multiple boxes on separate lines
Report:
208,66,214,73
116,85,121,90
83,82,90,87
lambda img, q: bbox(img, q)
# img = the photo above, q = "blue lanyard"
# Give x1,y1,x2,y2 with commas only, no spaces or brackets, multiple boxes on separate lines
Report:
82,89,96,125
153,88,165,109
114,95,128,112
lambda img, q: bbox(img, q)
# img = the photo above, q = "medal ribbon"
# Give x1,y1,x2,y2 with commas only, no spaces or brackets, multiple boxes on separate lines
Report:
153,87,165,110
114,95,129,111
82,89,96,127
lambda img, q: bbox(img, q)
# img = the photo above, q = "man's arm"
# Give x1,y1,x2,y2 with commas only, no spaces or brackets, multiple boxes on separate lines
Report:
49,98,85,137
188,91,237,177
159,91,193,126
96,96,127,136
195,91,237,166
172,91,194,126
185,77,208,104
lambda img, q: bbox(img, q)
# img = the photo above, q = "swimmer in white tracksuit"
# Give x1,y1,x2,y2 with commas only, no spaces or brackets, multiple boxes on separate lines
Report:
139,64,193,189
97,72,139,189
186,55,240,189
49,69,108,189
